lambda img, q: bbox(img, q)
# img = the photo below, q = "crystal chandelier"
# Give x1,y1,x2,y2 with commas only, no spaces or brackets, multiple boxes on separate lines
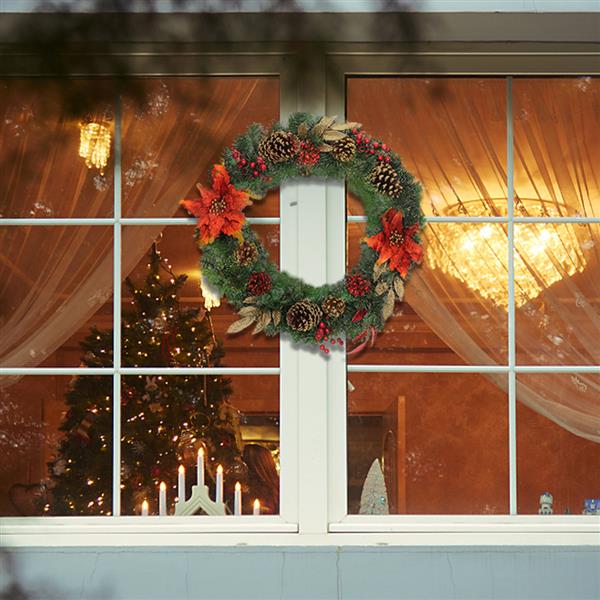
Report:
426,199,587,308
79,120,111,174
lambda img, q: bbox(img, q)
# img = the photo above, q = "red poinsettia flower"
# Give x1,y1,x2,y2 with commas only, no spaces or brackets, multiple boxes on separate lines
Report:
181,164,251,245
365,208,423,277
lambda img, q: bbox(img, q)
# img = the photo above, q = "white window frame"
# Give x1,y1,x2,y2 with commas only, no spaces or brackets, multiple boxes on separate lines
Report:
2,49,600,547
325,53,600,542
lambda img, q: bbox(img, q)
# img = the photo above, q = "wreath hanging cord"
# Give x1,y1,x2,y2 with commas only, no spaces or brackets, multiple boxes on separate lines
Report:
181,113,425,355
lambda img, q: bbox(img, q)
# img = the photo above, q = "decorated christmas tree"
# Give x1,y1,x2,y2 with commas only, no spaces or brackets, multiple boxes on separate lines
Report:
47,245,244,516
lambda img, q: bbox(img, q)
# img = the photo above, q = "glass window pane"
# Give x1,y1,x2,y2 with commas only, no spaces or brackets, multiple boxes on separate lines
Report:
346,77,507,218
122,225,279,367
0,375,112,516
347,222,507,365
514,77,600,218
0,79,115,218
0,226,113,368
347,373,509,514
517,373,600,515
515,223,598,365
121,375,279,516
121,77,280,218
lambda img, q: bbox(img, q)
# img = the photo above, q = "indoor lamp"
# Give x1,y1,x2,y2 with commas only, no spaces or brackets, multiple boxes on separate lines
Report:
79,120,111,174
426,199,587,308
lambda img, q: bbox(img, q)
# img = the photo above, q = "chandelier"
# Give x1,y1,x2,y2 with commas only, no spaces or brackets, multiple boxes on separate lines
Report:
79,120,111,174
426,199,587,308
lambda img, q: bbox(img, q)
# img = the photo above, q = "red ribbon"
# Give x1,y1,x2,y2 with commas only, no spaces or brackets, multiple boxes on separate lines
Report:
347,326,377,356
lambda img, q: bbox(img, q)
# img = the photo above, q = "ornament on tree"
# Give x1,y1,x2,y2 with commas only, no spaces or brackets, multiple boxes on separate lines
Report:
331,136,357,162
131,440,146,456
225,456,249,483
83,350,97,364
71,409,96,446
258,130,300,164
321,295,346,319
148,402,163,414
368,162,403,198
144,376,158,393
235,241,258,266
52,458,67,476
359,458,389,515
152,313,168,332
246,271,272,296
286,300,322,332
346,273,371,297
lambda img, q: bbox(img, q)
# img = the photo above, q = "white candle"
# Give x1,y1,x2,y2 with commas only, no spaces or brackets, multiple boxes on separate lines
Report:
253,498,260,516
159,481,167,516
178,465,186,503
215,464,223,503
234,482,242,515
197,448,205,487
141,499,149,516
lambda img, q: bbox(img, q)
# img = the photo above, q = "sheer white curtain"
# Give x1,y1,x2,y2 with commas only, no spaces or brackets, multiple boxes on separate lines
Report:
349,77,600,443
0,77,278,379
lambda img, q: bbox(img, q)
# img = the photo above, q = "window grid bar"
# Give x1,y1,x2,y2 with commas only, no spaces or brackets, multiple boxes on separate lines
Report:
346,216,600,224
4,216,598,226
112,94,123,517
0,367,280,376
348,365,600,373
506,76,518,515
0,217,280,226
5,365,600,375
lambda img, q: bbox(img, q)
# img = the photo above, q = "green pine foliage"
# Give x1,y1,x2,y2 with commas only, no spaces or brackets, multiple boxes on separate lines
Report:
47,247,243,516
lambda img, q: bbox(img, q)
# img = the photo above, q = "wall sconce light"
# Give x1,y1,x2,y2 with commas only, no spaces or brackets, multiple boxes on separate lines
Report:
79,118,112,175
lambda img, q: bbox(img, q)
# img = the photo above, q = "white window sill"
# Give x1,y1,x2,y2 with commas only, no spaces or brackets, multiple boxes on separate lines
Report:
2,516,598,547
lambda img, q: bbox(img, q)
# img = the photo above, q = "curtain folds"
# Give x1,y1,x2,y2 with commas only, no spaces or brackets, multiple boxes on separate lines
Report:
403,78,600,442
0,78,276,381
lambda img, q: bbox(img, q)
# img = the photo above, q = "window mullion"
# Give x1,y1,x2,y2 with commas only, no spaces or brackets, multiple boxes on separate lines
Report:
112,92,122,517
293,57,330,534
507,76,518,515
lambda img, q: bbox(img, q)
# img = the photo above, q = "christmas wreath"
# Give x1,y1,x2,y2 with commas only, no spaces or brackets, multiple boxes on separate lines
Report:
182,113,424,355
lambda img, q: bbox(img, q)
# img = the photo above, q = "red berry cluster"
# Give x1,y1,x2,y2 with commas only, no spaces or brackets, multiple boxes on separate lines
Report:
247,271,272,296
315,321,344,354
231,148,268,178
346,273,371,297
297,140,321,168
352,129,392,164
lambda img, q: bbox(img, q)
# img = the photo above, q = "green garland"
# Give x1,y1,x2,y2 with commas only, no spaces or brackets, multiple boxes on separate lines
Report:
182,113,424,355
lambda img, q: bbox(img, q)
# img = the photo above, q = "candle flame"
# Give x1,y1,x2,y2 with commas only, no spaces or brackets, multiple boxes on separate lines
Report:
160,481,166,491
142,500,149,511
254,499,260,509
235,481,241,491
178,464,185,474
199,447,204,457
217,464,223,474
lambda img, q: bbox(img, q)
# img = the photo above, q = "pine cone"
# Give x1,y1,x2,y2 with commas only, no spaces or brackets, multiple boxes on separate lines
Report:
258,130,299,164
247,272,272,296
286,300,322,332
235,241,258,266
346,274,371,298
368,163,403,198
322,295,346,319
331,137,356,162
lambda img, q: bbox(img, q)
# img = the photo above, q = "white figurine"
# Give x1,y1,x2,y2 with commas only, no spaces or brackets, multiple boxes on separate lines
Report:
538,491,553,515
